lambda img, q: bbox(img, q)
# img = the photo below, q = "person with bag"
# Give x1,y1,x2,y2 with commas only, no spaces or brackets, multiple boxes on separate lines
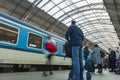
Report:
65,20,84,80
43,35,57,77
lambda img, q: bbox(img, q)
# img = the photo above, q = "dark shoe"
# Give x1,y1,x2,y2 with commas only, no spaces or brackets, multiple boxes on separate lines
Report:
43,72,48,77
68,78,74,80
49,72,54,75
109,70,114,72
97,71,101,73
99,71,103,73
68,78,81,80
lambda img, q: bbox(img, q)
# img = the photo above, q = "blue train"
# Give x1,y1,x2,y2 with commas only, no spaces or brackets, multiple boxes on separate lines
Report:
0,12,71,72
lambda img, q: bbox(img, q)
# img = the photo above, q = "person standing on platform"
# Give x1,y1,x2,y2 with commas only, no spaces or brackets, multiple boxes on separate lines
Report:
91,44,103,73
43,35,57,77
65,20,84,80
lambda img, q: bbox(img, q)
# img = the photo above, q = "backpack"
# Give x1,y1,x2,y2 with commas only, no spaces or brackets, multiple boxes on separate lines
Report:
45,42,57,53
64,42,72,58
100,50,105,58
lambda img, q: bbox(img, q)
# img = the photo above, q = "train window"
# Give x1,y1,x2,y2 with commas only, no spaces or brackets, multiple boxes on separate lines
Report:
0,23,18,44
62,44,65,54
28,33,42,49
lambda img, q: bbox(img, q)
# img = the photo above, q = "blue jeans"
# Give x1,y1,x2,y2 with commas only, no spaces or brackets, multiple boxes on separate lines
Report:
71,46,83,80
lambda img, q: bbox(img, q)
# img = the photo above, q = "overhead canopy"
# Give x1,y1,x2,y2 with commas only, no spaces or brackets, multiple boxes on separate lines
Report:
27,0,119,51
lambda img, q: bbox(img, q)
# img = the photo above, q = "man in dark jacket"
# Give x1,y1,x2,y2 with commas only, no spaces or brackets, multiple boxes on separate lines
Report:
65,20,84,80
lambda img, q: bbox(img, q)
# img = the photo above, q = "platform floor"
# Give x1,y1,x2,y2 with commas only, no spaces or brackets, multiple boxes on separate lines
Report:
0,70,120,80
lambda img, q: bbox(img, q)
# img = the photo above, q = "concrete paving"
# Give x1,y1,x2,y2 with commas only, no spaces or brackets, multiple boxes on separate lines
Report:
0,70,119,80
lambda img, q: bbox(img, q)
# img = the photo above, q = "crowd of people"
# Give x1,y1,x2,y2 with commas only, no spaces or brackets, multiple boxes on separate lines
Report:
65,20,120,80
42,20,120,80
84,45,119,73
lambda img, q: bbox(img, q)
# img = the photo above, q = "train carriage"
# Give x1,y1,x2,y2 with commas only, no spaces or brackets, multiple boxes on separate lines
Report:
0,12,71,72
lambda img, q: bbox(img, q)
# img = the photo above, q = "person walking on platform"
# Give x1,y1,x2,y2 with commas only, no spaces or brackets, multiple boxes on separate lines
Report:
65,20,84,80
91,44,103,73
43,35,57,77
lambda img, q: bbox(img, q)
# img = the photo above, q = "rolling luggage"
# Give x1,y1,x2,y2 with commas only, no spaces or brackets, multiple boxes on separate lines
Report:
85,61,95,72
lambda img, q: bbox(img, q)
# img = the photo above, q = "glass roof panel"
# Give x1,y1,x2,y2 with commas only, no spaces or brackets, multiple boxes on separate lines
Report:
53,11,65,18
52,0,64,4
58,2,67,8
37,0,49,8
42,2,55,11
63,7,74,13
87,0,103,3
74,1,87,7
48,7,60,15
70,0,82,3
27,0,119,52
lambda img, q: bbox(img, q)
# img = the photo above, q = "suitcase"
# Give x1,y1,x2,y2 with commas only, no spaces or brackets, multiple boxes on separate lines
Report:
85,61,95,72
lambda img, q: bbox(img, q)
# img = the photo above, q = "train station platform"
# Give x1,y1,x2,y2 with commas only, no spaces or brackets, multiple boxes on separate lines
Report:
0,70,120,80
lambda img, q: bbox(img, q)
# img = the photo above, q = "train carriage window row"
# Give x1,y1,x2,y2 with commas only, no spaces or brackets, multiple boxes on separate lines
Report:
0,23,18,44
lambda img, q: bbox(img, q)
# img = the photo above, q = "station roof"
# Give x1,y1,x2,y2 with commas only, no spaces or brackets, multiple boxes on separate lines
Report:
27,0,120,51
0,0,119,52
